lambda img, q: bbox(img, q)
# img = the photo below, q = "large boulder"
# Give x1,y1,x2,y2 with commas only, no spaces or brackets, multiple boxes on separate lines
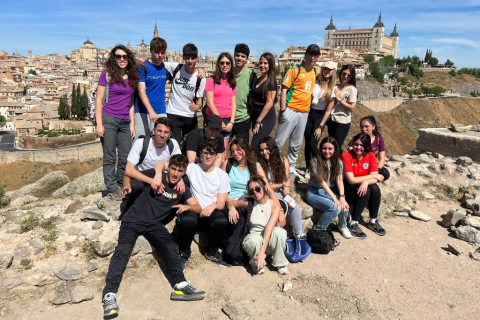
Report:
461,215,480,230
442,209,466,228
53,263,88,281
0,254,14,271
451,226,480,244
52,167,105,197
6,171,70,201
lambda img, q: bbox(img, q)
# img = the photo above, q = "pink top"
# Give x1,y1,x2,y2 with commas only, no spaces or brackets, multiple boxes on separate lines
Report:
205,77,236,118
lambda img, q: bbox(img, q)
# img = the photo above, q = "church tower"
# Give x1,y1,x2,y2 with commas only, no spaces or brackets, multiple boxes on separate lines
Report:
153,20,159,39
371,12,385,52
324,16,337,48
390,23,399,58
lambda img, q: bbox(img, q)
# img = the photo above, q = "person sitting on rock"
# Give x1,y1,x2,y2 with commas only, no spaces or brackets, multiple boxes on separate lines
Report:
306,137,351,239
102,155,205,317
232,176,289,275
256,136,304,238
342,133,386,239
347,116,389,181
157,139,231,268
182,114,225,167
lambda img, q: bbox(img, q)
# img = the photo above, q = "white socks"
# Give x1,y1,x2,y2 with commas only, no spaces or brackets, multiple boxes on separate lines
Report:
350,221,358,226
177,281,189,289
370,219,377,224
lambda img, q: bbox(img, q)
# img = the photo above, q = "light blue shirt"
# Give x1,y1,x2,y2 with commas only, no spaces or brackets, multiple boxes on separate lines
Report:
228,162,260,200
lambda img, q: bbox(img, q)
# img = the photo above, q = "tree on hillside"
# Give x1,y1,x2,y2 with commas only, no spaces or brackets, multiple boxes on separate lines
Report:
23,85,28,96
412,55,422,66
424,49,432,64
58,96,65,119
369,62,385,83
76,84,81,119
79,87,88,119
71,84,76,119
445,59,454,67
381,55,396,68
429,57,439,67
364,55,375,65
449,69,457,77
63,94,70,119
0,115,6,128
83,70,87,77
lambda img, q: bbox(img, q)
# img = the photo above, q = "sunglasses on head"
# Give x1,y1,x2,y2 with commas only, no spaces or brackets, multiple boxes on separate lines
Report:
248,186,262,196
342,72,352,79
115,54,128,60
220,61,231,66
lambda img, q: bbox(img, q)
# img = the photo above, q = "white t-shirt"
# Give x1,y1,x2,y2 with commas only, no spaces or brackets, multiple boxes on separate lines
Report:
165,62,206,118
186,163,230,209
311,80,328,111
127,138,181,171
330,85,357,124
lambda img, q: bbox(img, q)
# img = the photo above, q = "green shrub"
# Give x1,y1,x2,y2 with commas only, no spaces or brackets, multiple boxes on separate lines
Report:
19,214,41,233
82,242,97,261
20,258,33,270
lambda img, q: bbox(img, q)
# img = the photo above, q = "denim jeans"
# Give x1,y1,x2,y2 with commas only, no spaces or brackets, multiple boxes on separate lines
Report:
275,191,303,236
306,186,348,229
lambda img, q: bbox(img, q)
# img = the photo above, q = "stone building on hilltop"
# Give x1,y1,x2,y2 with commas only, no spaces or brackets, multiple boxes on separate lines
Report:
323,13,399,58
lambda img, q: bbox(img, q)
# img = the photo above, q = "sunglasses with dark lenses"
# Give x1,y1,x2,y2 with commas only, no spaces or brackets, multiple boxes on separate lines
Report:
115,54,128,60
248,186,262,196
220,61,231,66
342,72,352,79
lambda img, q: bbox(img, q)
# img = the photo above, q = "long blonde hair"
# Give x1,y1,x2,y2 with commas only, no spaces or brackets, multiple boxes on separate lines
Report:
318,67,336,104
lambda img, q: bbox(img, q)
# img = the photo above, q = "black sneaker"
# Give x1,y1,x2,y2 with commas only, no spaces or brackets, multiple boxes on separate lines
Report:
103,292,119,317
366,220,386,236
205,251,232,268
348,223,367,239
171,282,206,301
180,253,189,273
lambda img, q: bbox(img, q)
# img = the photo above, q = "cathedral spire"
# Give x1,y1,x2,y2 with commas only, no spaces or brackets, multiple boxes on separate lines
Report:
390,22,399,37
325,15,336,30
153,20,159,39
374,11,385,28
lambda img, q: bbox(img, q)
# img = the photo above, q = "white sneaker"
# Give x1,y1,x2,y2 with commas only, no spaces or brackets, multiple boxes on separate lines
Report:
289,167,302,178
304,169,310,180
339,226,352,239
277,265,288,275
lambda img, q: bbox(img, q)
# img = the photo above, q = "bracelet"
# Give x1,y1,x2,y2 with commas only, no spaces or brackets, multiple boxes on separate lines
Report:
282,183,285,188
317,124,323,129
256,120,263,128
340,194,346,198
228,122,234,125
339,98,343,102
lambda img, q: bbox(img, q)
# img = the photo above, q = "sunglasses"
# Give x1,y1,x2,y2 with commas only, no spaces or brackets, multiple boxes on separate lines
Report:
220,61,231,66
342,72,352,79
248,186,262,196
115,54,128,60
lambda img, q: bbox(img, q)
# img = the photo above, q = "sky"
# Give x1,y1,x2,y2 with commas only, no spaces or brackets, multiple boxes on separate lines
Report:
1,0,479,68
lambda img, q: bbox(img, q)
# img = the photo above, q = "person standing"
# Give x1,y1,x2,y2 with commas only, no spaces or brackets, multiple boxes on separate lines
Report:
95,44,139,200
326,65,357,149
231,43,257,141
250,52,277,153
205,52,237,157
275,44,319,177
165,43,206,143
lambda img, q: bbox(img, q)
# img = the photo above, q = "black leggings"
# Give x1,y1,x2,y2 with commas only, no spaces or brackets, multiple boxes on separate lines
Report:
379,167,390,181
103,219,186,296
304,109,326,167
167,113,198,145
326,119,350,149
231,118,251,142
178,209,228,259
250,104,276,153
344,181,381,222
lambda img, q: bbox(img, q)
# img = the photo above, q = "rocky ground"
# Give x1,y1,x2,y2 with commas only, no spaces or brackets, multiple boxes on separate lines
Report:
1,152,480,319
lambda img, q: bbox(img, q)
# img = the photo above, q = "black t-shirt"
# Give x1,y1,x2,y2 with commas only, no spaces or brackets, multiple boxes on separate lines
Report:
122,171,193,224
251,76,277,104
183,128,225,155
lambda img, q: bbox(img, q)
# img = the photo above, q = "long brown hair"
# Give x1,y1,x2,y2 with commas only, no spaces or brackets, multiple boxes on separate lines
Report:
312,137,341,185
259,52,277,102
103,44,139,90
229,138,257,180
339,64,356,88
213,52,236,89
257,136,287,184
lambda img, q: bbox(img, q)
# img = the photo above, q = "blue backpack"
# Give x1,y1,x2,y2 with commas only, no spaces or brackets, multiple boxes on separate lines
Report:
285,238,311,263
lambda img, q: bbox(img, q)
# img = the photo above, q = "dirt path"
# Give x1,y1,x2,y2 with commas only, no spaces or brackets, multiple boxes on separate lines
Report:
3,196,479,320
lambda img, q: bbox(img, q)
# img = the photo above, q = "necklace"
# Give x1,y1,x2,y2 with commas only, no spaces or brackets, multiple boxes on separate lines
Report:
257,201,268,213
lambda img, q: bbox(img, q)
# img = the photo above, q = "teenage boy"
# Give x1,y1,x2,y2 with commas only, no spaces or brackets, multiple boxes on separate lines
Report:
275,44,319,177
135,37,170,139
231,43,257,141
166,43,206,143
158,139,230,268
182,114,225,167
102,155,206,317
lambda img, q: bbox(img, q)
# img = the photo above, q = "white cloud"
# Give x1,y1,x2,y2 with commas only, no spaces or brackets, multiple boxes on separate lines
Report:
432,38,479,49
271,35,286,44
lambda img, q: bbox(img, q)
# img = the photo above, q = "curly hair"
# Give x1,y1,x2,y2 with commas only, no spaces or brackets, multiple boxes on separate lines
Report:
169,154,188,170
103,44,139,90
213,52,236,89
200,139,218,155
234,43,250,58
229,138,257,180
312,137,341,185
257,136,287,184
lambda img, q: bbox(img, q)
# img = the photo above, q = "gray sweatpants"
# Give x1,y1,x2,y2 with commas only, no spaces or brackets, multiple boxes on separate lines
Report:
275,108,309,168
100,113,132,193
134,112,167,142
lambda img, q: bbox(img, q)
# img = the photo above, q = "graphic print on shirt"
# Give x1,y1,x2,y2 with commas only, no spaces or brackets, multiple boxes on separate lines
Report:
362,163,370,170
284,75,290,83
147,75,167,80
174,76,196,92
304,81,312,92
161,191,178,199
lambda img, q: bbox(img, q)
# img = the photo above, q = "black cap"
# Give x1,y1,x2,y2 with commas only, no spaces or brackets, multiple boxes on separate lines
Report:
306,44,320,54
205,114,222,129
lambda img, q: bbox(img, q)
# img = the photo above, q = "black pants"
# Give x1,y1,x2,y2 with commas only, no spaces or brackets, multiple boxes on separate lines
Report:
167,113,198,145
102,219,186,296
379,167,390,181
326,119,350,150
231,118,251,142
344,181,381,222
250,104,276,153
304,109,326,167
178,209,228,259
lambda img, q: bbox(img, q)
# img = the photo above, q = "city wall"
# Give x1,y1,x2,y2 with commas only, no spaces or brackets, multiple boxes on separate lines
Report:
23,133,97,149
421,68,456,73
359,98,405,112
416,128,480,161
0,141,102,165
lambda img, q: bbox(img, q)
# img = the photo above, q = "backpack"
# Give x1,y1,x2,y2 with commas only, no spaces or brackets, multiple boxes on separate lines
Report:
88,72,110,126
170,64,203,104
306,228,339,254
285,238,312,263
181,128,205,155
136,134,174,167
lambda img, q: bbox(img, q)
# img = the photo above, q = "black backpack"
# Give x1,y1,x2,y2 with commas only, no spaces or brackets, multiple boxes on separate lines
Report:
306,228,339,254
136,135,174,166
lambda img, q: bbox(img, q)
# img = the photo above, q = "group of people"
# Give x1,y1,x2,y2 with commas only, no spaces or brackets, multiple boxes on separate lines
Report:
95,38,390,317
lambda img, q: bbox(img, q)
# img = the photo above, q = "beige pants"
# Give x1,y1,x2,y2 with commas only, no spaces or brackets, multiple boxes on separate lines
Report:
242,227,289,267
